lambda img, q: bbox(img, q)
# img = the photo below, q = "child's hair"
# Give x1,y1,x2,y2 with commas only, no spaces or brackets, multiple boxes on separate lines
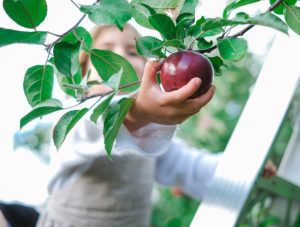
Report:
79,24,141,77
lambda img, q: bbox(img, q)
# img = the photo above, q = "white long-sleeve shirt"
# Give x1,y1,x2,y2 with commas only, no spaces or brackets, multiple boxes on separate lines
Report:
48,115,221,201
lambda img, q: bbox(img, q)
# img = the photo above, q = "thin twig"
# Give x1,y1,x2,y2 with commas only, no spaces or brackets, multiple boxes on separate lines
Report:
43,0,101,57
70,0,80,10
47,31,63,37
79,81,141,103
63,80,140,110
198,0,285,54
221,25,237,38
188,31,204,50
231,0,284,37
44,44,52,66
63,100,85,110
49,14,87,48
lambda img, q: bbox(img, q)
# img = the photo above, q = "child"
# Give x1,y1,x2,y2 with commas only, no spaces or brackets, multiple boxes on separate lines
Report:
36,24,274,227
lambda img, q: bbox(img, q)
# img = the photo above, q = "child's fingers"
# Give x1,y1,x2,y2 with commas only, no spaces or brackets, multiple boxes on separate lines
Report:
262,160,277,178
265,160,277,176
180,85,216,111
164,78,202,104
142,60,162,88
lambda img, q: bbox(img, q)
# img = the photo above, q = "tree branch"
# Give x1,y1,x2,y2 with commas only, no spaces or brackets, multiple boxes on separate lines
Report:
70,0,80,10
199,0,285,54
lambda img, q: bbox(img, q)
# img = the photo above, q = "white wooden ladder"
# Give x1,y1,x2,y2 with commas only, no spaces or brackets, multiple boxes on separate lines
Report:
190,33,300,227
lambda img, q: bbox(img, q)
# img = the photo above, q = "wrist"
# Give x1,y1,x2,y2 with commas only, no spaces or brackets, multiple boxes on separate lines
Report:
124,100,150,132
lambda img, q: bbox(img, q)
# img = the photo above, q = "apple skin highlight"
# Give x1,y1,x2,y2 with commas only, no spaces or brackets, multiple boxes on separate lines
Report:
160,51,214,98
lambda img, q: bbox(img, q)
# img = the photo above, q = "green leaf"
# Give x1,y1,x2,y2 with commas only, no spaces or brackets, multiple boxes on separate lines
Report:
164,39,185,49
0,28,47,48
284,5,300,35
202,13,288,34
23,65,54,107
55,71,78,98
188,16,206,36
137,0,182,8
176,13,195,25
87,80,102,87
197,38,213,50
131,1,154,29
3,0,47,29
50,60,82,99
53,41,81,77
201,17,247,32
188,16,224,38
247,12,289,34
34,98,63,108
20,99,63,129
139,3,157,15
179,0,199,15
235,12,250,19
270,0,284,14
53,108,89,149
103,98,134,157
90,93,115,124
80,0,132,30
105,68,123,90
90,49,139,92
201,27,224,37
149,14,176,40
223,0,261,19
217,37,248,61
61,27,93,52
136,36,164,58
269,0,297,15
176,13,195,41
80,69,91,88
207,56,227,75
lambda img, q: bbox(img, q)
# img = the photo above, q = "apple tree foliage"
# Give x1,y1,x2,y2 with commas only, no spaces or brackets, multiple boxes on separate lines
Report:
1,0,299,158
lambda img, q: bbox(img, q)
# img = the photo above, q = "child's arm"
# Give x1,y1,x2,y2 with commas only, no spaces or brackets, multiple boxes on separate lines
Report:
154,138,277,201
124,60,216,131
154,137,221,201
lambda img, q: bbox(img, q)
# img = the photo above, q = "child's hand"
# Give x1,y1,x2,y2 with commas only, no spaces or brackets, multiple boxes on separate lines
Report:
124,60,215,131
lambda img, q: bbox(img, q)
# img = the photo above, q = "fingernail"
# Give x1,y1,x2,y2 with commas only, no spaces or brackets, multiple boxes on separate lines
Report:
149,58,164,63
194,78,201,87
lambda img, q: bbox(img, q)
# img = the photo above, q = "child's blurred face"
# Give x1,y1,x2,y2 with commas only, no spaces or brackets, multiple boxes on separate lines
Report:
94,26,145,79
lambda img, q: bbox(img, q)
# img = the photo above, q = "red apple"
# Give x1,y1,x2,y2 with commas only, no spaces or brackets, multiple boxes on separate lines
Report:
160,51,214,98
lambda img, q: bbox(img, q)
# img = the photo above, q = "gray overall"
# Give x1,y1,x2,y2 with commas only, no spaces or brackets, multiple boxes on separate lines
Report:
37,153,155,227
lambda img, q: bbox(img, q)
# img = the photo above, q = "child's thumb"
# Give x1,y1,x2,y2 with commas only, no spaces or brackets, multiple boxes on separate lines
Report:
142,60,162,87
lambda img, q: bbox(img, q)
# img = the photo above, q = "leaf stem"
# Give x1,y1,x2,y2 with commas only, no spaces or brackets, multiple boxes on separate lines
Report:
188,32,204,50
198,0,284,54
72,29,91,52
63,80,140,110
